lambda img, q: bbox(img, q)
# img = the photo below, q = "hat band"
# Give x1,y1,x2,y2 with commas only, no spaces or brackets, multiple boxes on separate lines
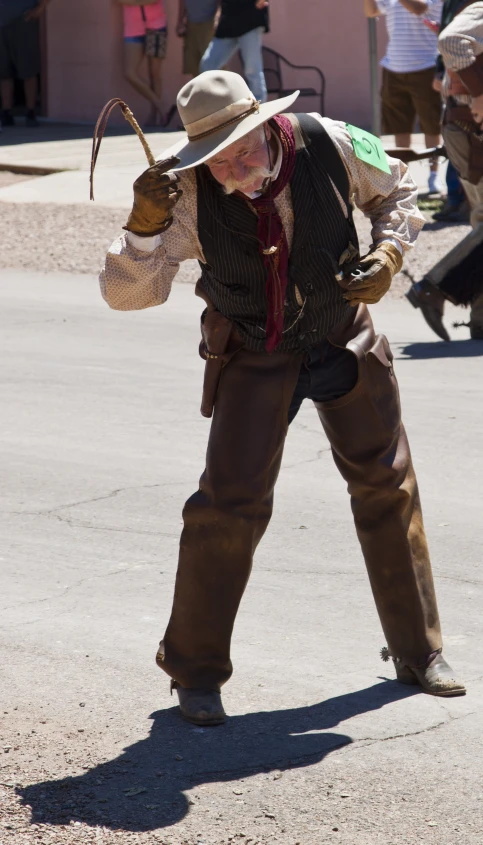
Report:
185,97,261,142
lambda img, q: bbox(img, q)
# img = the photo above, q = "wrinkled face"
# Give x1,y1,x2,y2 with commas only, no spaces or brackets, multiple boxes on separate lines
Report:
206,124,272,195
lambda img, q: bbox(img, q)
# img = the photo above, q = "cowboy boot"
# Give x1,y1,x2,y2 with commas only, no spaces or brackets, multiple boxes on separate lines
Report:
382,648,466,696
171,681,226,726
406,279,451,342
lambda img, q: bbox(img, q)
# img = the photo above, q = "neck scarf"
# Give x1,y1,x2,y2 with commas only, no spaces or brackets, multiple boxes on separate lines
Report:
248,115,296,352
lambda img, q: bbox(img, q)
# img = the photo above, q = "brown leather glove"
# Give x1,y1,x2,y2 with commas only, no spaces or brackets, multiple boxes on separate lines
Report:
342,242,403,306
123,155,182,237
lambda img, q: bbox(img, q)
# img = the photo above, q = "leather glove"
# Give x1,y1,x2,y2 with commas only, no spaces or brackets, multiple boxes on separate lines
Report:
123,155,182,237
341,242,403,306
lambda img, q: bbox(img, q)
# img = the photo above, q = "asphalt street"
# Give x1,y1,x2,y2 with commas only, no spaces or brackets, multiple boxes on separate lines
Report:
1,269,482,845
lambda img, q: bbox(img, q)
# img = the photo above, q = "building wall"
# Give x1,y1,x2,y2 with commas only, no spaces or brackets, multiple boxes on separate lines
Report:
46,0,387,127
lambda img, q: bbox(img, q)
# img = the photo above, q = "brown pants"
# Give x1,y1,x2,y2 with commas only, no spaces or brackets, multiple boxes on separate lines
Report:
426,121,483,326
381,66,442,136
158,306,442,689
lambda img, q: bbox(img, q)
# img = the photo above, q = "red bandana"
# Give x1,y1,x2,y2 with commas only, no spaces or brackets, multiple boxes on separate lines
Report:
249,115,296,352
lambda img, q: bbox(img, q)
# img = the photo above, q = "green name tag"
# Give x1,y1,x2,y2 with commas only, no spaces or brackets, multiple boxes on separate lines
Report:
346,124,391,174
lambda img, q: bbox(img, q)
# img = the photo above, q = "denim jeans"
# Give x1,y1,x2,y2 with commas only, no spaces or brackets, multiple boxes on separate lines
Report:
445,160,465,209
200,26,267,103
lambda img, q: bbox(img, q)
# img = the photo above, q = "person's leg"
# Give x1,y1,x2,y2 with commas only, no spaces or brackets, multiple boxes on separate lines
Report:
158,347,304,691
381,69,415,148
0,20,18,122
395,132,411,148
23,76,37,111
405,121,483,339
200,35,238,74
469,291,483,338
413,122,483,337
409,67,443,190
0,78,15,110
196,19,216,75
8,15,40,122
184,20,215,78
147,55,164,125
123,40,164,115
316,312,442,664
433,160,467,221
238,26,267,103
284,308,462,694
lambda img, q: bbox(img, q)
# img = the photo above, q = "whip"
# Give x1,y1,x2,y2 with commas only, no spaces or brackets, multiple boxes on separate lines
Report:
90,98,156,201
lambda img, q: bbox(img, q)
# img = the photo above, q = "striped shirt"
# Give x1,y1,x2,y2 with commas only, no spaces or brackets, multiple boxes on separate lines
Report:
376,0,443,73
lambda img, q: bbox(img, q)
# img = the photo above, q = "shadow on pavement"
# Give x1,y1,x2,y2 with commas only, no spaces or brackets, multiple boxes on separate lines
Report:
398,340,483,359
18,680,417,833
422,219,471,232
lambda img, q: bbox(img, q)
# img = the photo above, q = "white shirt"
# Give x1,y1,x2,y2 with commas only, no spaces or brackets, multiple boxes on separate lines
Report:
376,0,443,74
101,116,424,313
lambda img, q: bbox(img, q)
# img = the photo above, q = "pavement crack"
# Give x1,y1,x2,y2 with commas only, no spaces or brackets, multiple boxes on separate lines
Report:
4,481,186,518
51,511,179,537
0,562,160,613
284,447,331,469
437,574,483,586
353,707,476,749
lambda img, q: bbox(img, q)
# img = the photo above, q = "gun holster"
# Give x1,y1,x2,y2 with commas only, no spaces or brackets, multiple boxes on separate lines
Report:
196,282,239,418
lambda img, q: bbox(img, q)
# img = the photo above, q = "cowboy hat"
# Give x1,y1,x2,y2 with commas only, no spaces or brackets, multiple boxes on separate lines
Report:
159,70,299,171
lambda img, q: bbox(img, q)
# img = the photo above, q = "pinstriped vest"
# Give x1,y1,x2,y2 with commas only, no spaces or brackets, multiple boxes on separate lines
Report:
195,114,359,353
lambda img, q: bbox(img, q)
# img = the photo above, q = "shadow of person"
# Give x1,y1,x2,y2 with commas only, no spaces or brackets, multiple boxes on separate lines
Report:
422,219,471,231
17,680,417,833
398,340,483,360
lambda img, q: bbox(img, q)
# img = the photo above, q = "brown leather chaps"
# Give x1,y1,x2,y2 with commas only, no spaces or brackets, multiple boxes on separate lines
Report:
157,305,442,689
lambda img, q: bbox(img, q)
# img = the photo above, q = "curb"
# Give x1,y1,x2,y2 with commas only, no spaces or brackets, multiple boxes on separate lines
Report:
0,163,73,176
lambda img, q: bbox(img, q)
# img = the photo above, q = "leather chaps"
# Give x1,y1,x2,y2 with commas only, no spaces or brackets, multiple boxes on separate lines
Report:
157,305,442,689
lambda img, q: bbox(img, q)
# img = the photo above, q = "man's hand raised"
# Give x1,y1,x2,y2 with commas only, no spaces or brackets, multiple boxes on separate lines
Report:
123,156,182,237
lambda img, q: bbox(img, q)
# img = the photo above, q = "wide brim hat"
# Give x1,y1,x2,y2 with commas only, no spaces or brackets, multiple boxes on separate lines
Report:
159,70,299,171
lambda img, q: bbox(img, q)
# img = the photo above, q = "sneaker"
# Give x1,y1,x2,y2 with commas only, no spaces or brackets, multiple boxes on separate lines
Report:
25,109,38,127
428,171,443,194
1,109,15,126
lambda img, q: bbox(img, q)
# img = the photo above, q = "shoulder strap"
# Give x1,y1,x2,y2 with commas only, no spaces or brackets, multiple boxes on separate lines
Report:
290,113,351,210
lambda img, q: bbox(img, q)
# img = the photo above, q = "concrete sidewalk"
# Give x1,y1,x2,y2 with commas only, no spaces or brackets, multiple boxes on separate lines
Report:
0,123,186,208
0,123,445,208
0,269,482,844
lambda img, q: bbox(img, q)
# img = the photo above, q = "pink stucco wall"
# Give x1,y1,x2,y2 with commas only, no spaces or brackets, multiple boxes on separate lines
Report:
46,0,386,127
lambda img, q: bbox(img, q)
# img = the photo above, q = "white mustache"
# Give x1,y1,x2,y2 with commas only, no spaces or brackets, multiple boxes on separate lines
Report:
223,165,272,195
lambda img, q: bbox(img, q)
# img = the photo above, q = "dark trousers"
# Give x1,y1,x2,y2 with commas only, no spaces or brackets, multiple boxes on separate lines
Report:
157,306,442,689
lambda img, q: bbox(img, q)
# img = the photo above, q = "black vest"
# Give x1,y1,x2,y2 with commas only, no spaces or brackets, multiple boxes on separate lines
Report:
196,114,359,353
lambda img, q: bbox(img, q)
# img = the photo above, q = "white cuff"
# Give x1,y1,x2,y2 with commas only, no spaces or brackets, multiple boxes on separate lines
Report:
127,231,163,252
378,237,404,255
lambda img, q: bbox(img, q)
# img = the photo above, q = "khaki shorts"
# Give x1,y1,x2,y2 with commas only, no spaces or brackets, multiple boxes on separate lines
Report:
183,19,215,76
381,66,442,136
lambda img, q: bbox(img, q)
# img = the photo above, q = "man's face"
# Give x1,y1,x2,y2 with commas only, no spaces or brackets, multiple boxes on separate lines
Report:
206,124,272,195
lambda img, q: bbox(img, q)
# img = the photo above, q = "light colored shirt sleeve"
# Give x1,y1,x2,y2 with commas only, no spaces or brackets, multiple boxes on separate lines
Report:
438,1,483,71
100,116,424,312
316,116,425,252
100,168,204,311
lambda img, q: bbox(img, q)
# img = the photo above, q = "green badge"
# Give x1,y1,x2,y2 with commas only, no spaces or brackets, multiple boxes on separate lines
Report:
346,124,391,174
